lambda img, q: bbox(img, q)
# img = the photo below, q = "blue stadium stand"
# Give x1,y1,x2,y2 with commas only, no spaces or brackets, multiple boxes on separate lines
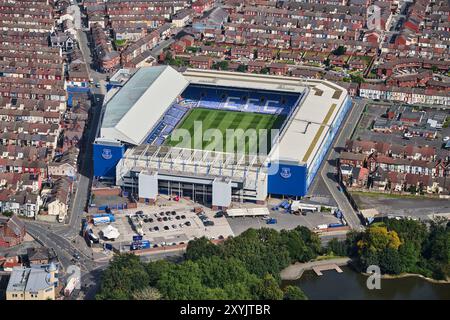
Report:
145,103,189,145
181,85,300,116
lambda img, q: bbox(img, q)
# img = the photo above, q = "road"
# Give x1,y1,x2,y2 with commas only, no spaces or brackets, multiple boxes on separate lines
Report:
319,99,367,230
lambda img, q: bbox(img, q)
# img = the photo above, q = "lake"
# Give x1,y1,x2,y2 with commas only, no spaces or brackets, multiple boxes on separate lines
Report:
283,266,450,300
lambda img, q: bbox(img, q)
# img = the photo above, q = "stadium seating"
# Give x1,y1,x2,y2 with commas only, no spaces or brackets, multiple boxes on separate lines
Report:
145,103,189,145
181,86,300,115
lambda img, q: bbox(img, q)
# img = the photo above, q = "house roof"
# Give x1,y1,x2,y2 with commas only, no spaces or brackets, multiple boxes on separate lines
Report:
5,215,25,237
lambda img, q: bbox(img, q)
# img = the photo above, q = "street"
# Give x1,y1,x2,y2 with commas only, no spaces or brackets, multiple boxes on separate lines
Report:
309,99,367,230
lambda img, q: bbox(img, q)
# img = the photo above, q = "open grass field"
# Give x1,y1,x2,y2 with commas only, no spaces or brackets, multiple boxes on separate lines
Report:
167,108,286,154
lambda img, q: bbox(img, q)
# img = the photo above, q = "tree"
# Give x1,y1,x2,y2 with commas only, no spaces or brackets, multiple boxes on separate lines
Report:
96,254,150,300
132,287,162,300
332,46,346,56
145,260,172,286
283,285,308,300
379,247,403,274
222,229,291,278
212,60,229,70
156,260,209,300
237,64,248,72
2,210,13,217
253,274,284,300
186,237,222,261
279,229,310,262
357,226,402,253
326,238,349,257
295,226,322,256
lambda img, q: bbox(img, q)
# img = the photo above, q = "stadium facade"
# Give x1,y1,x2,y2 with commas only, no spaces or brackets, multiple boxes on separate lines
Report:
93,66,352,208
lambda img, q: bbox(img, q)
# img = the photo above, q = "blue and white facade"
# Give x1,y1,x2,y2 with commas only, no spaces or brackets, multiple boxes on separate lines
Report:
94,67,351,206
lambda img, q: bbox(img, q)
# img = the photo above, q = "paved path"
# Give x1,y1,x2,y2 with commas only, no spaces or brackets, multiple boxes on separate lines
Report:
319,99,367,230
280,257,352,280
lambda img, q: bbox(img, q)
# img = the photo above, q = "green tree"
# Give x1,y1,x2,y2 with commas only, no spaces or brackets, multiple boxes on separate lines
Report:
237,64,248,72
379,247,403,274
186,237,222,261
212,60,229,70
326,238,349,257
332,46,346,56
295,226,322,256
96,254,150,300
279,229,310,262
2,211,13,217
145,260,172,286
283,285,308,300
132,287,162,300
156,260,208,300
222,229,290,278
253,274,284,300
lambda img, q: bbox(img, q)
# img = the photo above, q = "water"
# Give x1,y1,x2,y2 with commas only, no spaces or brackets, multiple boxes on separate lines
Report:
283,266,450,300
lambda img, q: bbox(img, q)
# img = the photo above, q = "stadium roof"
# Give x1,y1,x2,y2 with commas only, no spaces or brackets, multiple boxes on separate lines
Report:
100,66,189,145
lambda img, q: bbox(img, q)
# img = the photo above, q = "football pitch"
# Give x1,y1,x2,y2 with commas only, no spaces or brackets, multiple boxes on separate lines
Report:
167,108,286,154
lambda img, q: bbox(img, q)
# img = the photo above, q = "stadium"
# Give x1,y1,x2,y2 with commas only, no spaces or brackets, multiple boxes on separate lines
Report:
93,66,352,208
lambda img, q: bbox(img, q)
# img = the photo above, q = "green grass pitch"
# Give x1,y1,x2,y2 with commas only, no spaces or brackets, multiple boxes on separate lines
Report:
166,108,286,154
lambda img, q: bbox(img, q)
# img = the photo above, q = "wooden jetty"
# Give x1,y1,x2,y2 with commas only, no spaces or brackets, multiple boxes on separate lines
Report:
312,263,343,276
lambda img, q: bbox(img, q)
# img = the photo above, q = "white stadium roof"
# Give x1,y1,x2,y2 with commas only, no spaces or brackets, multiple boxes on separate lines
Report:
100,66,189,145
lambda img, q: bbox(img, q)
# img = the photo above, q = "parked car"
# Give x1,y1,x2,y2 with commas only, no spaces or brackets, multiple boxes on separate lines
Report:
203,220,215,226
153,226,159,231
163,226,169,231
185,221,191,226
214,211,224,218
172,224,177,229
181,215,186,219
266,218,277,225
163,217,168,221
175,216,181,220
